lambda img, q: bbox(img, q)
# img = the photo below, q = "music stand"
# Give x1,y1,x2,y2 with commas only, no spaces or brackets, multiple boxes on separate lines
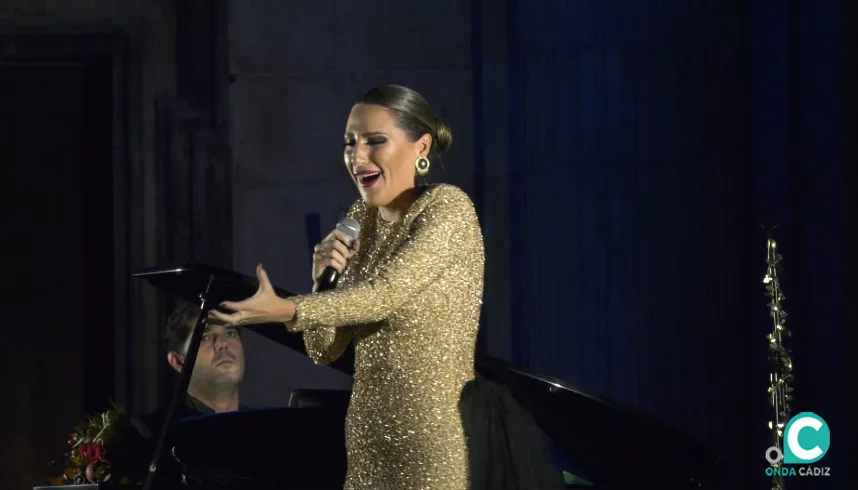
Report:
132,263,296,490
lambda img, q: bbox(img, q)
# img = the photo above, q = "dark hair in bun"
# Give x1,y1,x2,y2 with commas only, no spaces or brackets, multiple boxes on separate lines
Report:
355,84,452,157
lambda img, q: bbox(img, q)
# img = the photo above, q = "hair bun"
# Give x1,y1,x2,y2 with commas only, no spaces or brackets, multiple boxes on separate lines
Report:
432,118,453,157
355,84,453,158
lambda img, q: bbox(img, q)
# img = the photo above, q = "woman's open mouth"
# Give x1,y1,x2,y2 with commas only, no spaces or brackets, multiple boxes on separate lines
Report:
356,171,382,188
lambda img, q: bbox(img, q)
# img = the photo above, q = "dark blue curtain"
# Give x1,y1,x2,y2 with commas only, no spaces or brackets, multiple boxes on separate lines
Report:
499,1,846,488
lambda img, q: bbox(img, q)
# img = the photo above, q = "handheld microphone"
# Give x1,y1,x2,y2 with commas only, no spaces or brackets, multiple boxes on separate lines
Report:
316,217,361,292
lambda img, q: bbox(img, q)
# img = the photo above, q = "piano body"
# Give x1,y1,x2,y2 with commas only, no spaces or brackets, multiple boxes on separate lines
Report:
119,264,723,489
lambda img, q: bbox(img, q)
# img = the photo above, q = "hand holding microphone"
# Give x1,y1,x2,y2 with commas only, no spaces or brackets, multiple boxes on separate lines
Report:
313,217,361,292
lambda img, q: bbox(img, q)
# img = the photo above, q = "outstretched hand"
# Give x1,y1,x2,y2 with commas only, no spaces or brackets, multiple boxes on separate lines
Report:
207,264,296,327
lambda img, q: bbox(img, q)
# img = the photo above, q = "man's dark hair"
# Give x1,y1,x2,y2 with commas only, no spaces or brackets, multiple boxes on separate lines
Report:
163,300,243,355
163,300,200,355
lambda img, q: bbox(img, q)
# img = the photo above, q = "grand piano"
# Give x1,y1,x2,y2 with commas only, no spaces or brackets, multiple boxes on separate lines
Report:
130,264,723,490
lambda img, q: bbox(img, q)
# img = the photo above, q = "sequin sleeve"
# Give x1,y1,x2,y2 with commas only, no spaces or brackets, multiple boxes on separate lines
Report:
302,323,351,365
288,186,479,332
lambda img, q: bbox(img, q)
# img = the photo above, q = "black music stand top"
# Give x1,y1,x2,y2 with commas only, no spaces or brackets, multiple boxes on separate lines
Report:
133,263,354,372
132,263,297,304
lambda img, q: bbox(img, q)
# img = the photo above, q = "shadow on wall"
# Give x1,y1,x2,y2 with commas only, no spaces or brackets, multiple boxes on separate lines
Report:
239,330,354,408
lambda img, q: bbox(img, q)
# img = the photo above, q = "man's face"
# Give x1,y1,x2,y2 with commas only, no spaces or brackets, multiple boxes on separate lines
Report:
171,322,245,387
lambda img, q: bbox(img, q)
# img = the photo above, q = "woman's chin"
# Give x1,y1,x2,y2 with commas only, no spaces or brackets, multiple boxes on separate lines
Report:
359,188,389,208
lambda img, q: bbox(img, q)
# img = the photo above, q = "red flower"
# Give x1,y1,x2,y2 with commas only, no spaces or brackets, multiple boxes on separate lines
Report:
80,443,106,462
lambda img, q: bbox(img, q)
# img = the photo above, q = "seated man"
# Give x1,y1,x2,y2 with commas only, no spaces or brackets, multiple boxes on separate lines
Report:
137,300,248,439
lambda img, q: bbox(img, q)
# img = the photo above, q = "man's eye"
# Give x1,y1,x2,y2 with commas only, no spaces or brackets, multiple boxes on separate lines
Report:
228,330,239,337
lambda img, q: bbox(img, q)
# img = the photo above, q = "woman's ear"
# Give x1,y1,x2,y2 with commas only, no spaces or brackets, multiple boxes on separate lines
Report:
417,133,433,157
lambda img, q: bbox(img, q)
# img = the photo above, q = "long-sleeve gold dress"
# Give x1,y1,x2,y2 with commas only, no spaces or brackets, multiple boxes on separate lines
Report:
286,184,485,490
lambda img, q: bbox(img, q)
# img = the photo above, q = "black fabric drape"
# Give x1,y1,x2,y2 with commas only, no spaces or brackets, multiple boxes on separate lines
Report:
460,378,566,490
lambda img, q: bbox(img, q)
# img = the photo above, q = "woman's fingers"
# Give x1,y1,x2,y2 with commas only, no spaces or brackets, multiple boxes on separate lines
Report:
332,229,358,247
312,228,358,283
330,238,351,259
256,263,273,292
220,300,239,312
313,254,344,280
207,308,240,326
328,249,347,272
314,238,352,261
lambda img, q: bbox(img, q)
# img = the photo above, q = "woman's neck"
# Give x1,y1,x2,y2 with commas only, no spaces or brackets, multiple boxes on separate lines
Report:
379,186,422,222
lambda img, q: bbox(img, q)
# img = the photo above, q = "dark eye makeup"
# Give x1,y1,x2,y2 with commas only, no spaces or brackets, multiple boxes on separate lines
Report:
343,136,386,147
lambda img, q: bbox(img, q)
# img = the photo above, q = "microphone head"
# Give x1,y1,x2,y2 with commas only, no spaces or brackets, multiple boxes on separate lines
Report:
336,217,361,242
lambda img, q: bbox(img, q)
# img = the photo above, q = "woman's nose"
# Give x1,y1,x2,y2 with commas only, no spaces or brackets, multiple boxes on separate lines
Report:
351,141,371,164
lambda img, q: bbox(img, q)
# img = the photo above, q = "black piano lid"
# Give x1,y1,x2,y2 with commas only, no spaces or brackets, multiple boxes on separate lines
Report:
134,264,722,489
474,356,723,488
172,408,349,489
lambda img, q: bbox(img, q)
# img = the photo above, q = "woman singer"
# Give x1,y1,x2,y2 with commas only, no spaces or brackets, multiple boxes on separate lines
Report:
208,84,562,490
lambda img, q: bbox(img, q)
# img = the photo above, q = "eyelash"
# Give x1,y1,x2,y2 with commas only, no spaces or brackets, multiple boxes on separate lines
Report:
343,139,386,148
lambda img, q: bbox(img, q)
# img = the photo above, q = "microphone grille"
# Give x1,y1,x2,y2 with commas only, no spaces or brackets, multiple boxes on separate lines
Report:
336,217,361,240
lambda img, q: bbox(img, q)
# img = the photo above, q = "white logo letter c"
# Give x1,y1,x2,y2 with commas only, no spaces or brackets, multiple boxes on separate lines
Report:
787,417,823,461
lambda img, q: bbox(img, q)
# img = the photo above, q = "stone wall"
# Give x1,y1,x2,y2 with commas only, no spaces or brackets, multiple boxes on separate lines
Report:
0,2,176,487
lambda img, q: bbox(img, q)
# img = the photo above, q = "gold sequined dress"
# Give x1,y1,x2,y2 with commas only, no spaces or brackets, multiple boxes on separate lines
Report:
287,184,485,490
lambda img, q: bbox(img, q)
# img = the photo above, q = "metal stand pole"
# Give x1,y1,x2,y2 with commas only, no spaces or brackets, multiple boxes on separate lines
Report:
143,275,215,490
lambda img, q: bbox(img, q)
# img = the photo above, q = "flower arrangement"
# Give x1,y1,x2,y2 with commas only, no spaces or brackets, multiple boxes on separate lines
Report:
48,401,149,486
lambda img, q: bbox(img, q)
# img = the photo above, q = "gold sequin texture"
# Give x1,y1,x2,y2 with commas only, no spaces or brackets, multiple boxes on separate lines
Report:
288,184,485,490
